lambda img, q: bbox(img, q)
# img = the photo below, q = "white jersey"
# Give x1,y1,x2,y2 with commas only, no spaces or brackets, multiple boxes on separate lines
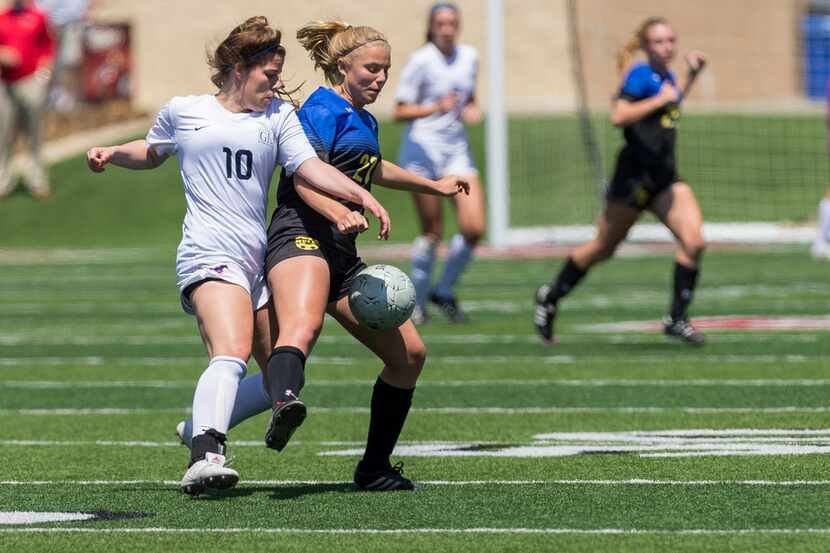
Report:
146,94,317,277
395,42,478,146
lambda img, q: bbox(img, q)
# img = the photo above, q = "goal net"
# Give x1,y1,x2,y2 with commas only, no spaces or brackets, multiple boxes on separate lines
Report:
487,0,829,246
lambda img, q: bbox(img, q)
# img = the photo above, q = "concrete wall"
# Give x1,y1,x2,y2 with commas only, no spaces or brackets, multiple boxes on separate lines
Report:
90,0,809,116
576,0,806,109
90,0,571,115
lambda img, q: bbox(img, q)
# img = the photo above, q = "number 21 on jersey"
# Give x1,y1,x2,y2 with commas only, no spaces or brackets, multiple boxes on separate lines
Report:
352,153,378,186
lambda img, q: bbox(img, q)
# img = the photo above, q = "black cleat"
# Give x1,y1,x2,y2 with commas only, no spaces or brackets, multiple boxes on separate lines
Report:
533,284,558,344
663,316,705,345
429,292,468,323
354,461,417,492
264,399,307,451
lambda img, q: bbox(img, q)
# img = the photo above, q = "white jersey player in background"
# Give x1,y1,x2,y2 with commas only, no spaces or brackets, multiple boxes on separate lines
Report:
395,2,486,324
86,16,389,496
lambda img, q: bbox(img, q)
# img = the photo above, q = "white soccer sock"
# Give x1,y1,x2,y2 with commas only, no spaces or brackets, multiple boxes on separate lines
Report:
411,235,437,308
819,198,830,242
191,356,247,439
434,234,474,299
181,371,271,448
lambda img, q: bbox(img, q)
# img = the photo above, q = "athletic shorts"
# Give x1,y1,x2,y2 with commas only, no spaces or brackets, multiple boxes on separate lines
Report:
398,138,478,180
177,259,269,316
266,221,367,305
606,146,680,210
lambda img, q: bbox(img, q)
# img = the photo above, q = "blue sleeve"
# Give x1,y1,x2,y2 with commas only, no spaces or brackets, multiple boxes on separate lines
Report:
367,112,380,140
297,104,338,162
619,65,654,100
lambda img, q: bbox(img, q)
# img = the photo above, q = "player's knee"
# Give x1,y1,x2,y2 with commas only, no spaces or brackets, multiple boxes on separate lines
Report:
214,342,252,361
461,225,484,246
685,236,706,260
407,341,427,375
281,318,323,350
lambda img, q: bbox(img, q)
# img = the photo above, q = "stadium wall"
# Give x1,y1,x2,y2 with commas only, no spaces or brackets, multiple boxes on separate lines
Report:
90,0,812,116
575,0,808,110
89,0,572,115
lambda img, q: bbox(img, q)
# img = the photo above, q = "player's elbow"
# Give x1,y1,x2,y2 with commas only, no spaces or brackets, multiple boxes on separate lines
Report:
610,112,627,128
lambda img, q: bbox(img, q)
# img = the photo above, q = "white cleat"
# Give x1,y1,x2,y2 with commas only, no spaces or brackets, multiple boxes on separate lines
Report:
180,452,239,496
175,421,191,449
811,239,830,260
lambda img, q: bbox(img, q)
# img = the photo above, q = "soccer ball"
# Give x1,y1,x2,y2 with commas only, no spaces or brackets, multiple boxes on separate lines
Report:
349,264,416,330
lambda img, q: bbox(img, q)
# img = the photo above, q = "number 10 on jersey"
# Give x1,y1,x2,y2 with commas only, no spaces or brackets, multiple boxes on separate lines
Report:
223,147,253,180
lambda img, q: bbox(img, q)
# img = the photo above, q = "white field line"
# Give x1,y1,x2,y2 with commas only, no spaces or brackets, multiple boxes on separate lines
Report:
4,527,830,536
5,378,830,389
0,354,818,367
0,248,156,266
2,479,830,487
4,298,829,317
0,333,821,346
4,435,830,448
7,406,830,416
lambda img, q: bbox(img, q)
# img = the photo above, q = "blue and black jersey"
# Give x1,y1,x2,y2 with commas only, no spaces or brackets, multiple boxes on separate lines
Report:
277,86,381,212
607,63,683,209
618,63,680,157
270,86,382,257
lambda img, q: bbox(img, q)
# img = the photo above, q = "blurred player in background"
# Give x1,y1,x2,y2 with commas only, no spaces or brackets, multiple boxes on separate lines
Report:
395,2,484,324
813,189,830,259
812,79,830,260
35,0,90,111
177,20,467,492
0,0,54,200
86,16,389,496
534,16,708,345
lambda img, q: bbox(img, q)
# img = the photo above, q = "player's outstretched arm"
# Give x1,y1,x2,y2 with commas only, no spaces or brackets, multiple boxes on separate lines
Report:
86,140,169,172
393,93,458,122
679,50,707,99
294,157,390,240
374,160,469,197
295,176,370,236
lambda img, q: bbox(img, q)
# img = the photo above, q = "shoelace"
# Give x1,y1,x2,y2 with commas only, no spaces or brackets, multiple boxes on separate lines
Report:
675,320,697,337
391,461,405,476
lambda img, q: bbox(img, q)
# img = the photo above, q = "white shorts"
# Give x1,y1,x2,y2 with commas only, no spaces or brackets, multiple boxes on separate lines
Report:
176,259,270,315
398,138,478,181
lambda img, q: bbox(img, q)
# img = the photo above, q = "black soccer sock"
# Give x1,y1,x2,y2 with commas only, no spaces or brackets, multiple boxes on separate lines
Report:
360,377,414,472
190,428,226,465
670,262,700,321
545,257,588,304
265,346,306,407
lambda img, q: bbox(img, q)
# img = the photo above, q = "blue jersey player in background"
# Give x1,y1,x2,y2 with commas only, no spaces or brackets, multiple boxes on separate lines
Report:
180,20,468,492
534,16,709,346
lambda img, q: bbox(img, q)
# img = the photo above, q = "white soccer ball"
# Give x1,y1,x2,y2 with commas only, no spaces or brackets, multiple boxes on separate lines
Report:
349,264,416,330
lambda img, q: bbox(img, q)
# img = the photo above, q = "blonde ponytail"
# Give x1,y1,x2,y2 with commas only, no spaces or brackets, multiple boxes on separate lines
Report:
616,34,642,75
296,20,389,85
617,16,669,76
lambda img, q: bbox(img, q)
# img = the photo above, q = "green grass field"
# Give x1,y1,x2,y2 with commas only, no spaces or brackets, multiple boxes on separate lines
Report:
0,117,828,551
0,113,827,249
1,243,829,551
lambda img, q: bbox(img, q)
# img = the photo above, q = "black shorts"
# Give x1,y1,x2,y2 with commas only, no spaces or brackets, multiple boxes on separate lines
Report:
606,146,680,210
266,215,366,304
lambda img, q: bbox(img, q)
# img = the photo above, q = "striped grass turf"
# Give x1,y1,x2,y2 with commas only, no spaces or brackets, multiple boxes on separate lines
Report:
0,247,828,552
